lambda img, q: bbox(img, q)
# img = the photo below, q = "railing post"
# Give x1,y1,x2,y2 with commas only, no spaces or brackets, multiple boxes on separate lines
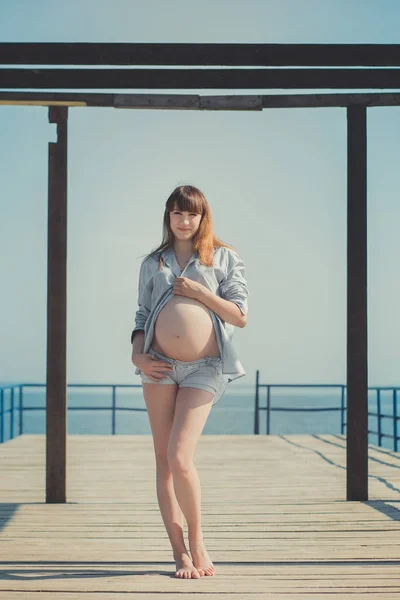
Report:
254,371,259,434
10,387,14,440
377,389,382,447
0,390,3,443
393,389,398,452
112,386,116,435
266,385,271,435
19,386,23,435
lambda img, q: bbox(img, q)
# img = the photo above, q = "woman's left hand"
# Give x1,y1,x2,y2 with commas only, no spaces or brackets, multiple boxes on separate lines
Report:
172,277,205,300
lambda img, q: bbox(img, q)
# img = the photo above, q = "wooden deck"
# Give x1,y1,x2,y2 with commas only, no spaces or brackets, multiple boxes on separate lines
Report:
0,433,400,599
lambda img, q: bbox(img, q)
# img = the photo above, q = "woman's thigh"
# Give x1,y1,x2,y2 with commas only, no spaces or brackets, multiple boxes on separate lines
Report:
142,382,178,461
168,387,214,464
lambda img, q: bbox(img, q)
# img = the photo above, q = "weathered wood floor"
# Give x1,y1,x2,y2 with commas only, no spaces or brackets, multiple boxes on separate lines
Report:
0,433,400,599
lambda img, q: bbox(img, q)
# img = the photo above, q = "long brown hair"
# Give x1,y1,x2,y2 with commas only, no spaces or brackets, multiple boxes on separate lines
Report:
144,185,235,269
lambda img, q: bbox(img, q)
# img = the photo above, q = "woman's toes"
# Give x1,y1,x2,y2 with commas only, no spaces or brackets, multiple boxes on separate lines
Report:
174,552,200,579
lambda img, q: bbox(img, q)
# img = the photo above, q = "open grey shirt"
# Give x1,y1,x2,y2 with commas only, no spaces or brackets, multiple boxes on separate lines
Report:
131,245,249,403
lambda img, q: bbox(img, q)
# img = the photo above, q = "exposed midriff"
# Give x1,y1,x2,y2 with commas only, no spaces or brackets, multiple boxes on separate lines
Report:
152,295,220,361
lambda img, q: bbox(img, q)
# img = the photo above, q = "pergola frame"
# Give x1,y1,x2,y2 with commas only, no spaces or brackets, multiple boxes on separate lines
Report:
2,42,398,503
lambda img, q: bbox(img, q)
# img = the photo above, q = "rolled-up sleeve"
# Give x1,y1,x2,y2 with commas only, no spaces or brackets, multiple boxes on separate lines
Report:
218,249,249,315
130,258,154,343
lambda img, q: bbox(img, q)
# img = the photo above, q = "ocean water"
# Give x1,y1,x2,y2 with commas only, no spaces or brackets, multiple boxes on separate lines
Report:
1,382,398,451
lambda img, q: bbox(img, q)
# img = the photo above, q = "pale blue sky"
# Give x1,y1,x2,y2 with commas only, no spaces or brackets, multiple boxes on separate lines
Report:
1,0,400,388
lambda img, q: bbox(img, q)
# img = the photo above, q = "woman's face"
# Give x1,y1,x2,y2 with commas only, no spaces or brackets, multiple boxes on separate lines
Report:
169,204,202,240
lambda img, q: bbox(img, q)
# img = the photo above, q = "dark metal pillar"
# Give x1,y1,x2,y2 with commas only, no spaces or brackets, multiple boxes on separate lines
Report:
46,106,68,503
346,105,368,501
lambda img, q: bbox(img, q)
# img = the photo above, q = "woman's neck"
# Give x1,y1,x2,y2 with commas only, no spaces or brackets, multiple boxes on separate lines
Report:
173,241,194,256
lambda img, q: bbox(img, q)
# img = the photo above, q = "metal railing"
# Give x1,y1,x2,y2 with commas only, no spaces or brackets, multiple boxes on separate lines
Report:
0,383,145,443
254,370,400,452
1,378,399,452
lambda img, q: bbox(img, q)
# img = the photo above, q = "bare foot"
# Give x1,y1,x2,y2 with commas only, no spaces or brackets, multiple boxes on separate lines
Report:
174,551,201,579
189,537,216,577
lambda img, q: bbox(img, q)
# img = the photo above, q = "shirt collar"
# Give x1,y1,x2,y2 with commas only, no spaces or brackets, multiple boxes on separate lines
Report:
161,246,198,275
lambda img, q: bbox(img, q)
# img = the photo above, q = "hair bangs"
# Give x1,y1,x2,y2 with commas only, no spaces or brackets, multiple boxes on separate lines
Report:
169,186,205,215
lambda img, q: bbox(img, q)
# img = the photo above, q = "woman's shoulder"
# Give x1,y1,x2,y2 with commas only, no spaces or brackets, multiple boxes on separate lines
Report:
138,252,160,275
213,247,245,281
214,245,242,262
141,252,159,264
140,247,165,263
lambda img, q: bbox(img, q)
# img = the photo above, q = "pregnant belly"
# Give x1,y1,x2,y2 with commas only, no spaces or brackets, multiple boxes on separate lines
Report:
152,295,220,361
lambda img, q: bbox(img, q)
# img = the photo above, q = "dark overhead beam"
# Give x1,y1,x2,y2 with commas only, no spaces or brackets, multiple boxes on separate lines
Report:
1,67,400,90
2,42,400,66
3,91,400,109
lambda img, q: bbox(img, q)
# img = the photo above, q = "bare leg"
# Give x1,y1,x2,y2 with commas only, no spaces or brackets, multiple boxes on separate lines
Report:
142,382,200,579
167,387,216,576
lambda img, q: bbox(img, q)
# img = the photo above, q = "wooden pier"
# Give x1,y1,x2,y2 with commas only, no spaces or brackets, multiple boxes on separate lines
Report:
0,433,399,598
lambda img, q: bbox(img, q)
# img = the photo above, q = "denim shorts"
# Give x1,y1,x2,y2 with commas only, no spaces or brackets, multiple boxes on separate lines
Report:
140,347,225,402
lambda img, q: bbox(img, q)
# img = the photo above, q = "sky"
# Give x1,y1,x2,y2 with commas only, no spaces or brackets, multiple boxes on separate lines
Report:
1,0,400,390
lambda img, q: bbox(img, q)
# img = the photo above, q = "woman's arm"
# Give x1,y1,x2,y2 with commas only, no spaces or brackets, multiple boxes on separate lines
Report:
130,258,154,344
172,248,249,328
197,288,247,327
131,330,145,360
207,248,249,326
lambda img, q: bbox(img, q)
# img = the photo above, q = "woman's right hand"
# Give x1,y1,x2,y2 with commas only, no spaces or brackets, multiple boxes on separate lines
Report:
131,352,173,382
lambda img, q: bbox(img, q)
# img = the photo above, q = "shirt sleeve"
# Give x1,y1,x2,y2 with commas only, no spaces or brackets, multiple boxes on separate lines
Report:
130,258,154,344
218,249,249,315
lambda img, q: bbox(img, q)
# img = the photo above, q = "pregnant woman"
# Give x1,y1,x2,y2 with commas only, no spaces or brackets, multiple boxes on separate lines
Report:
130,184,249,579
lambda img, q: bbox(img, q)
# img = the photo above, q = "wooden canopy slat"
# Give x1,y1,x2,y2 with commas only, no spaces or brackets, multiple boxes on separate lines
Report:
1,67,400,90
2,42,400,66
3,91,400,108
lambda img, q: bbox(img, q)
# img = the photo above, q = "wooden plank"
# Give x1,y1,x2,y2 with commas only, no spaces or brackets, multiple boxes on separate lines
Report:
0,596,399,600
2,42,400,67
0,435,399,597
261,92,400,108
46,107,68,503
0,91,112,106
200,95,263,110
0,592,396,600
2,68,400,90
114,93,199,109
346,106,368,501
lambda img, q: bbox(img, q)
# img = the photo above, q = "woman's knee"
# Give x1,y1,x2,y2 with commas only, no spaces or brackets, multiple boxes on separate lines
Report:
167,448,193,474
154,453,171,474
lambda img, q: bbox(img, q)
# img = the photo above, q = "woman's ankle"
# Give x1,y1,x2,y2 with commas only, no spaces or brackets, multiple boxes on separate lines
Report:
172,545,190,558
188,529,204,543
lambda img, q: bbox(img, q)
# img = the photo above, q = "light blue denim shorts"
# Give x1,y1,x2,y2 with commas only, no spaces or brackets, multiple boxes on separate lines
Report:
140,347,224,400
